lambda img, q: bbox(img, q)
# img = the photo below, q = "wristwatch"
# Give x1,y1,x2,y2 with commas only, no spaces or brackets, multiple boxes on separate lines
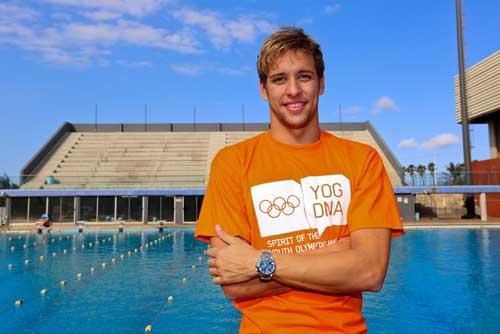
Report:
256,250,276,281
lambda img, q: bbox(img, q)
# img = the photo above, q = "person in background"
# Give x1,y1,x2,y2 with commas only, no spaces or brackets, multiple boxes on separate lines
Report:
36,213,51,233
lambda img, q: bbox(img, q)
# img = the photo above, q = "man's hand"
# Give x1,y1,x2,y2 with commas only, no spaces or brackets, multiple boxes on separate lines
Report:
207,225,260,285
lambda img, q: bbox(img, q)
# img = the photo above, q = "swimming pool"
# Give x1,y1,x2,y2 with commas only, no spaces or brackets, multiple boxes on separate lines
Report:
1,228,498,333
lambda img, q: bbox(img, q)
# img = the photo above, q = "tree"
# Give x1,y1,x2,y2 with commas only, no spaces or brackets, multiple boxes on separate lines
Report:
0,173,18,207
0,174,18,189
417,165,426,185
446,162,465,185
401,166,408,186
406,165,416,186
427,162,436,186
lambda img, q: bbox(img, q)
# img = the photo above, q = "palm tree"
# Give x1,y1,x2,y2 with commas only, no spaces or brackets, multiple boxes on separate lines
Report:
0,174,18,189
406,165,416,186
0,173,18,207
427,162,436,186
401,166,407,185
417,165,426,185
446,162,465,185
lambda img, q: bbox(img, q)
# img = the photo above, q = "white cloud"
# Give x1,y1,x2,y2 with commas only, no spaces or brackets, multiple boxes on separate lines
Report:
325,4,341,15
117,59,152,68
80,10,123,21
0,7,201,66
398,138,418,148
0,3,274,66
371,96,399,113
0,3,38,21
61,20,199,52
170,64,202,76
215,65,251,76
421,133,459,150
171,9,276,49
170,63,252,76
51,12,73,21
42,0,166,17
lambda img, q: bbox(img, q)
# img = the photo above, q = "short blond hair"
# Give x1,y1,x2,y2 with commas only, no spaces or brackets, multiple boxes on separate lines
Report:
257,27,324,84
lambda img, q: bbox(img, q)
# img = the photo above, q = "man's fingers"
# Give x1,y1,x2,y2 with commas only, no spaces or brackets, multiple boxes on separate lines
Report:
212,276,222,285
208,267,218,277
215,225,240,245
206,247,219,258
207,258,217,267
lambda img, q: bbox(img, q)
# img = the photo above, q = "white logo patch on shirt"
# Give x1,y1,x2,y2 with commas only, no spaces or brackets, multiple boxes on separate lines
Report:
251,174,351,237
251,180,310,237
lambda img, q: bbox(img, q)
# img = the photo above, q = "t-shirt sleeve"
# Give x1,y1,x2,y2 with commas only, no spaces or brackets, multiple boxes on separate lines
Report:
347,148,404,238
195,148,251,243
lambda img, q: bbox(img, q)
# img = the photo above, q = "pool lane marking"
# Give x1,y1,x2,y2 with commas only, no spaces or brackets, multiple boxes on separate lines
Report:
1,233,129,277
1,233,78,271
0,232,175,325
1,231,139,308
27,234,170,306
1,233,73,256
143,232,211,332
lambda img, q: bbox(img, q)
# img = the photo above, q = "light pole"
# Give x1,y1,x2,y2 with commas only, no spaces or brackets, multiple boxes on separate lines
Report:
455,0,476,218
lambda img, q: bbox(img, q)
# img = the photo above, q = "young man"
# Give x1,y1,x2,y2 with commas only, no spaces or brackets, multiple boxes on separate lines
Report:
196,27,403,333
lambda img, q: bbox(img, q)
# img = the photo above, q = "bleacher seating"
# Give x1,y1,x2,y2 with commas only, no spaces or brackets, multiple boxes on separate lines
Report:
20,129,401,189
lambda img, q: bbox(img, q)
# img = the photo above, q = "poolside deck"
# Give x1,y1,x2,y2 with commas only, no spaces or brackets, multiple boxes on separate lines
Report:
2,219,500,233
404,218,500,229
1,222,195,233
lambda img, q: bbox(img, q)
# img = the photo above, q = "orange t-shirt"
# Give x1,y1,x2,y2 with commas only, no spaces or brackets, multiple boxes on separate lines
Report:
196,130,404,334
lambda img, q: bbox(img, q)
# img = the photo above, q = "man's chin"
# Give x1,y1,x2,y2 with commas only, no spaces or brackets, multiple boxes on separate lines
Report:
278,117,311,130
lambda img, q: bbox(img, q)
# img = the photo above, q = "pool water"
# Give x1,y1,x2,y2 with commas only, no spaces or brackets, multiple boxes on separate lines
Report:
1,228,499,333
365,229,500,334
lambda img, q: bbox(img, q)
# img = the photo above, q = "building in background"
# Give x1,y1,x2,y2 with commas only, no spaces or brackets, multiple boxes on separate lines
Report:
455,50,500,216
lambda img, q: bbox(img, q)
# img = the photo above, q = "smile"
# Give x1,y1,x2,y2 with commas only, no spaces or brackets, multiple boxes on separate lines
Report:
284,102,306,112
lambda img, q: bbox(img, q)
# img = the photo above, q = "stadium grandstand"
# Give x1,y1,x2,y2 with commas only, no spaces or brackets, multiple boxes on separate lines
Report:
1,121,403,225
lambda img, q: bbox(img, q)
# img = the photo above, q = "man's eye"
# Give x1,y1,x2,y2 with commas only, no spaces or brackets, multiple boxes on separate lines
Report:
298,74,312,81
271,76,285,84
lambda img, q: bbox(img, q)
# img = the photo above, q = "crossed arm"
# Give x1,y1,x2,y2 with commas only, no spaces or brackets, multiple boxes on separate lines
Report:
207,225,391,301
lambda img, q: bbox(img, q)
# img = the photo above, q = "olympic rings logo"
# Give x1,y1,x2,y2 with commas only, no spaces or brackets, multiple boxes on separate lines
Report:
259,195,301,218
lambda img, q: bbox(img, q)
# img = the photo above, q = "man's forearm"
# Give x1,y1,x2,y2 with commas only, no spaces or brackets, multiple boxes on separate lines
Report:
273,229,390,294
274,249,378,294
210,227,391,295
222,279,291,301
215,237,351,301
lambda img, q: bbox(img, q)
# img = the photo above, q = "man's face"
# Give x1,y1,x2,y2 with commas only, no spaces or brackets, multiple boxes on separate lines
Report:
260,50,324,130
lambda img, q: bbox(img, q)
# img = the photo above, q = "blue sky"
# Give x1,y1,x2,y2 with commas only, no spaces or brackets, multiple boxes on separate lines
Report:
1,0,499,181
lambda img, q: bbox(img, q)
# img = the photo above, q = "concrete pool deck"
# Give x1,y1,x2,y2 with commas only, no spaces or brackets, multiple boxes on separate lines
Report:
2,219,500,233
0,222,196,233
403,219,500,229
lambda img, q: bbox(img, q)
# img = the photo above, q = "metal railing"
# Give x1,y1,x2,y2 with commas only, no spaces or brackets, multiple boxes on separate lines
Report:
402,171,500,186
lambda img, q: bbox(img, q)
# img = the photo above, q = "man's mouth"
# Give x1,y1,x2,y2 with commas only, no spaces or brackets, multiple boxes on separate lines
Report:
283,101,306,112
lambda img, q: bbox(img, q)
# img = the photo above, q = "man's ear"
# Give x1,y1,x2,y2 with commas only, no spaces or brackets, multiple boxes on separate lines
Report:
259,81,268,100
319,77,325,96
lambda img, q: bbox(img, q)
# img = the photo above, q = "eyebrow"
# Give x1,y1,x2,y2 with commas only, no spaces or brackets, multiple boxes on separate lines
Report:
269,73,285,80
269,70,315,79
297,70,315,75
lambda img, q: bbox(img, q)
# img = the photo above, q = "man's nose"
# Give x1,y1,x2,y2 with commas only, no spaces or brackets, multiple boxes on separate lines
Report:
285,78,301,96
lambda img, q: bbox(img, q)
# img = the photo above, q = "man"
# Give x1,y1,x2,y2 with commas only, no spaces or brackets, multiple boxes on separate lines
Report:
196,27,403,333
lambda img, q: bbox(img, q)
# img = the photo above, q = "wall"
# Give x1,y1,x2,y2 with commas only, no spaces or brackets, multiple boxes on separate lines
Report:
472,158,500,217
415,194,467,219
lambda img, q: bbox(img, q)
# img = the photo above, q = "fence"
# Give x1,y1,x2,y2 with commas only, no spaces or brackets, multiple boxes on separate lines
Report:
402,171,500,187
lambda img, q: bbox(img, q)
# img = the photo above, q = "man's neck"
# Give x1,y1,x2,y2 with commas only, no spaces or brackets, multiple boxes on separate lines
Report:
269,121,321,145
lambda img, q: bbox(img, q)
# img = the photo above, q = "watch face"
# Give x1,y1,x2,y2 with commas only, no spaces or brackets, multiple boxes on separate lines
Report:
258,256,275,276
